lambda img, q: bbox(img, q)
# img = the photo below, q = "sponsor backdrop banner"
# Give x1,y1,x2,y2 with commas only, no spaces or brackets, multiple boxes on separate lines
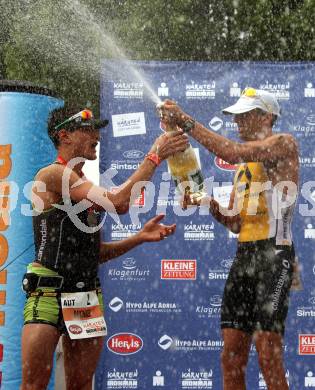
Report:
96,61,315,389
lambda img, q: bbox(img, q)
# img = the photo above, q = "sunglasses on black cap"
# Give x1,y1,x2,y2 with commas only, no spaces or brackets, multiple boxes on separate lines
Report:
54,109,109,131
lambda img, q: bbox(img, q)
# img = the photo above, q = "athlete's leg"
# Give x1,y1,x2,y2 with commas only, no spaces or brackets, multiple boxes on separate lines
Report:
21,323,61,390
63,334,104,390
221,328,252,390
254,331,288,390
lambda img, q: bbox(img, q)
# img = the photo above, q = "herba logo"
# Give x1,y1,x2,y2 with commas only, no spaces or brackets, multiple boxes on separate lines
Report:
214,156,238,171
161,260,197,280
123,149,144,159
107,333,143,355
109,297,124,312
69,324,82,335
299,334,315,355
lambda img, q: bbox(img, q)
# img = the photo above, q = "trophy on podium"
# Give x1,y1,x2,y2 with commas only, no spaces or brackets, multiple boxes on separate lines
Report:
157,102,206,201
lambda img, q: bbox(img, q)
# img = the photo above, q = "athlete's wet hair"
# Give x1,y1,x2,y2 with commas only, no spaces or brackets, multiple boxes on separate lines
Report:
47,105,82,148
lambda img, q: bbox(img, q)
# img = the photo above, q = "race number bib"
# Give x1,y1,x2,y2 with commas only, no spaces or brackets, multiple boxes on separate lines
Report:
61,291,107,339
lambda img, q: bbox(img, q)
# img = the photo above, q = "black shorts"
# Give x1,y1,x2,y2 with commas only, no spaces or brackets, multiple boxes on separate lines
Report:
221,238,294,335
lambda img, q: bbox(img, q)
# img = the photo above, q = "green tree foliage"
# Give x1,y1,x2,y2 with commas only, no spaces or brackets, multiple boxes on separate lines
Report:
2,0,315,107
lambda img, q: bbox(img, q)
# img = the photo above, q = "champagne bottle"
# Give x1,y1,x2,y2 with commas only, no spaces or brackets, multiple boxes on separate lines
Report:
157,103,205,199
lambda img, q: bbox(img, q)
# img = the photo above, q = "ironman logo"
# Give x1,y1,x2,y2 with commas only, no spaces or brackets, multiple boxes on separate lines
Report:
107,333,143,355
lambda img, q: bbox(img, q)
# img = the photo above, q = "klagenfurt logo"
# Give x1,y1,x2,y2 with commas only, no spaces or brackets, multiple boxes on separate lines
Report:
161,260,197,280
299,334,315,355
107,333,143,355
214,156,238,171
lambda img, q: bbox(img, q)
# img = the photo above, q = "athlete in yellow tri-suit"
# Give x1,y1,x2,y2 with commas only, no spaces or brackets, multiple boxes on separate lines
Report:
161,89,299,390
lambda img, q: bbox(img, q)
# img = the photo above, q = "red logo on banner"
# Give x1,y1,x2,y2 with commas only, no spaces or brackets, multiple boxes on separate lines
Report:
69,325,83,335
161,260,197,280
133,187,145,207
107,333,143,355
214,156,238,171
299,334,315,355
111,186,145,207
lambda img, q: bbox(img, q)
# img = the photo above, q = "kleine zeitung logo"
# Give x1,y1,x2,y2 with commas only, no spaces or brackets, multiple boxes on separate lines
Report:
161,260,197,280
299,334,315,355
107,333,143,355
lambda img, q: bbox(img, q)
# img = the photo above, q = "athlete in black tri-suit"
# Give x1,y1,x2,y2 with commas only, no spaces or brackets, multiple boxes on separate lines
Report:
21,105,189,390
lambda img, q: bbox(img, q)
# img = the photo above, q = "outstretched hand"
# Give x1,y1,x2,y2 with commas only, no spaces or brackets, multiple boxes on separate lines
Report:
139,214,176,242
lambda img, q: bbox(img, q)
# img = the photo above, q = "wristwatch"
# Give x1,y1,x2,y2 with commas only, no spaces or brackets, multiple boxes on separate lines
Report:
182,118,195,133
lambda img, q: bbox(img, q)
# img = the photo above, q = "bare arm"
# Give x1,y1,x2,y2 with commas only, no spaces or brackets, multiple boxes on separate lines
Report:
160,100,298,164
99,214,176,263
34,131,189,214
190,124,297,164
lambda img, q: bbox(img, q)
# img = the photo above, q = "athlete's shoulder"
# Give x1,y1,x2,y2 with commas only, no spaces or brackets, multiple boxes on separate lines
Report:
268,133,299,154
35,163,66,183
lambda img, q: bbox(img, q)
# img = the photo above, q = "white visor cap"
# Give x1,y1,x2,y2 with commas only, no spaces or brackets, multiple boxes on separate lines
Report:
222,88,281,117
